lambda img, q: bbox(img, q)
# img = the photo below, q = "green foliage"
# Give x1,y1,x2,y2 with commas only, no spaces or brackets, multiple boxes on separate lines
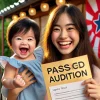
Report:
0,0,18,10
0,0,18,56
0,22,2,55
0,20,2,55
4,18,12,56
0,18,12,56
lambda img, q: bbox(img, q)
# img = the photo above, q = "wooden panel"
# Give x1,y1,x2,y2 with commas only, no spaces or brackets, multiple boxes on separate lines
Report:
4,0,86,18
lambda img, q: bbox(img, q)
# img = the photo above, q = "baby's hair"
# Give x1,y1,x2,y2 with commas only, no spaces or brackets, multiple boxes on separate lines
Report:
6,17,40,50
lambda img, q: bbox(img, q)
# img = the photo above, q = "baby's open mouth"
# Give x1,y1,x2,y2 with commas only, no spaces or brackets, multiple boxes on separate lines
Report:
20,48,29,54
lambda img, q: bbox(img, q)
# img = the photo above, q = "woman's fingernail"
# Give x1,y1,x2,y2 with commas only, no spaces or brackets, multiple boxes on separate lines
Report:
81,81,84,85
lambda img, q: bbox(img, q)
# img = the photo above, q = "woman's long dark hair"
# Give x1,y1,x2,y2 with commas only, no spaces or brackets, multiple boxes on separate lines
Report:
42,4,100,76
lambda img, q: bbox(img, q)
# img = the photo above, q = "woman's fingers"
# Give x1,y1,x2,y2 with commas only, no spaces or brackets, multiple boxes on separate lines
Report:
28,74,35,80
89,92,100,99
19,68,34,78
88,88,97,94
29,79,36,84
83,78,100,99
19,68,36,82
24,75,36,86
24,74,35,82
83,78,97,85
26,71,34,77
19,68,29,76
86,83,97,89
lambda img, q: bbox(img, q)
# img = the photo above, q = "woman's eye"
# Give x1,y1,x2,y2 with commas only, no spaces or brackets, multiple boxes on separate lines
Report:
53,27,60,32
68,27,73,30
67,27,74,31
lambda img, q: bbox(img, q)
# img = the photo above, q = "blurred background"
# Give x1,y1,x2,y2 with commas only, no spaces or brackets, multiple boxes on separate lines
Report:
0,0,100,100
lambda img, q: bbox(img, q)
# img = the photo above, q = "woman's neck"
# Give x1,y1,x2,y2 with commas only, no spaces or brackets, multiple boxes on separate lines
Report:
62,54,72,60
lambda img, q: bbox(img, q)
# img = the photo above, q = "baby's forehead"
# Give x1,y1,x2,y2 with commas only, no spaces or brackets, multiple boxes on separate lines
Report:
13,29,34,37
14,27,30,35
14,32,25,36
14,30,25,35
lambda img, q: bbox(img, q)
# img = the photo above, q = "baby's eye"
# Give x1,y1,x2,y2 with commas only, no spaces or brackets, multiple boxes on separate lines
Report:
16,37,22,40
28,38,33,41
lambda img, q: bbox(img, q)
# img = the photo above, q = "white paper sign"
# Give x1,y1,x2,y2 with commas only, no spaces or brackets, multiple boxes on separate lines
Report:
49,81,87,100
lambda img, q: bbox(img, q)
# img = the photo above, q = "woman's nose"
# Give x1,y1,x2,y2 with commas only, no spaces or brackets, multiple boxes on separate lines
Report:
60,29,68,39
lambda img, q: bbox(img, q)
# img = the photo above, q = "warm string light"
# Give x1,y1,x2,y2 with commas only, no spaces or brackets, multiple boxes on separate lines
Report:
56,0,66,6
11,2,50,18
28,8,36,16
19,11,26,17
40,3,49,12
0,0,51,16
12,15,18,20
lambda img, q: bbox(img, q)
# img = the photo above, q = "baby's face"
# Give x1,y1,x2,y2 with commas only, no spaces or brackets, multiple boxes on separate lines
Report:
11,28,36,60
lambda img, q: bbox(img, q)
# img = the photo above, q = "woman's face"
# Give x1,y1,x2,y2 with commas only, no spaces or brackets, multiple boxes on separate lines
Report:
51,13,79,59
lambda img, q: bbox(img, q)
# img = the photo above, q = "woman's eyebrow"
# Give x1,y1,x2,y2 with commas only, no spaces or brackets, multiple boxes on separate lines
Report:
54,23,75,27
53,24,60,27
65,23,75,26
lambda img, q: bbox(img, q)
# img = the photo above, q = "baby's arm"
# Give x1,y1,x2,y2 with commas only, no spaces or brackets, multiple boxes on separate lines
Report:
7,68,36,100
44,93,48,100
1,63,25,89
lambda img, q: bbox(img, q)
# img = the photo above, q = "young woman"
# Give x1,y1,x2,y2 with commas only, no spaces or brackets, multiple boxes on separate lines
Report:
42,4,100,100
1,17,46,100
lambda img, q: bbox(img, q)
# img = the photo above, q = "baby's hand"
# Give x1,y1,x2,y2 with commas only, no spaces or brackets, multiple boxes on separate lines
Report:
13,75,25,87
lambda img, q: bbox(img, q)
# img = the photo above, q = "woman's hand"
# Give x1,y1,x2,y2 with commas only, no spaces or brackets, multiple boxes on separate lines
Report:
82,78,100,100
7,68,36,100
18,68,36,91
